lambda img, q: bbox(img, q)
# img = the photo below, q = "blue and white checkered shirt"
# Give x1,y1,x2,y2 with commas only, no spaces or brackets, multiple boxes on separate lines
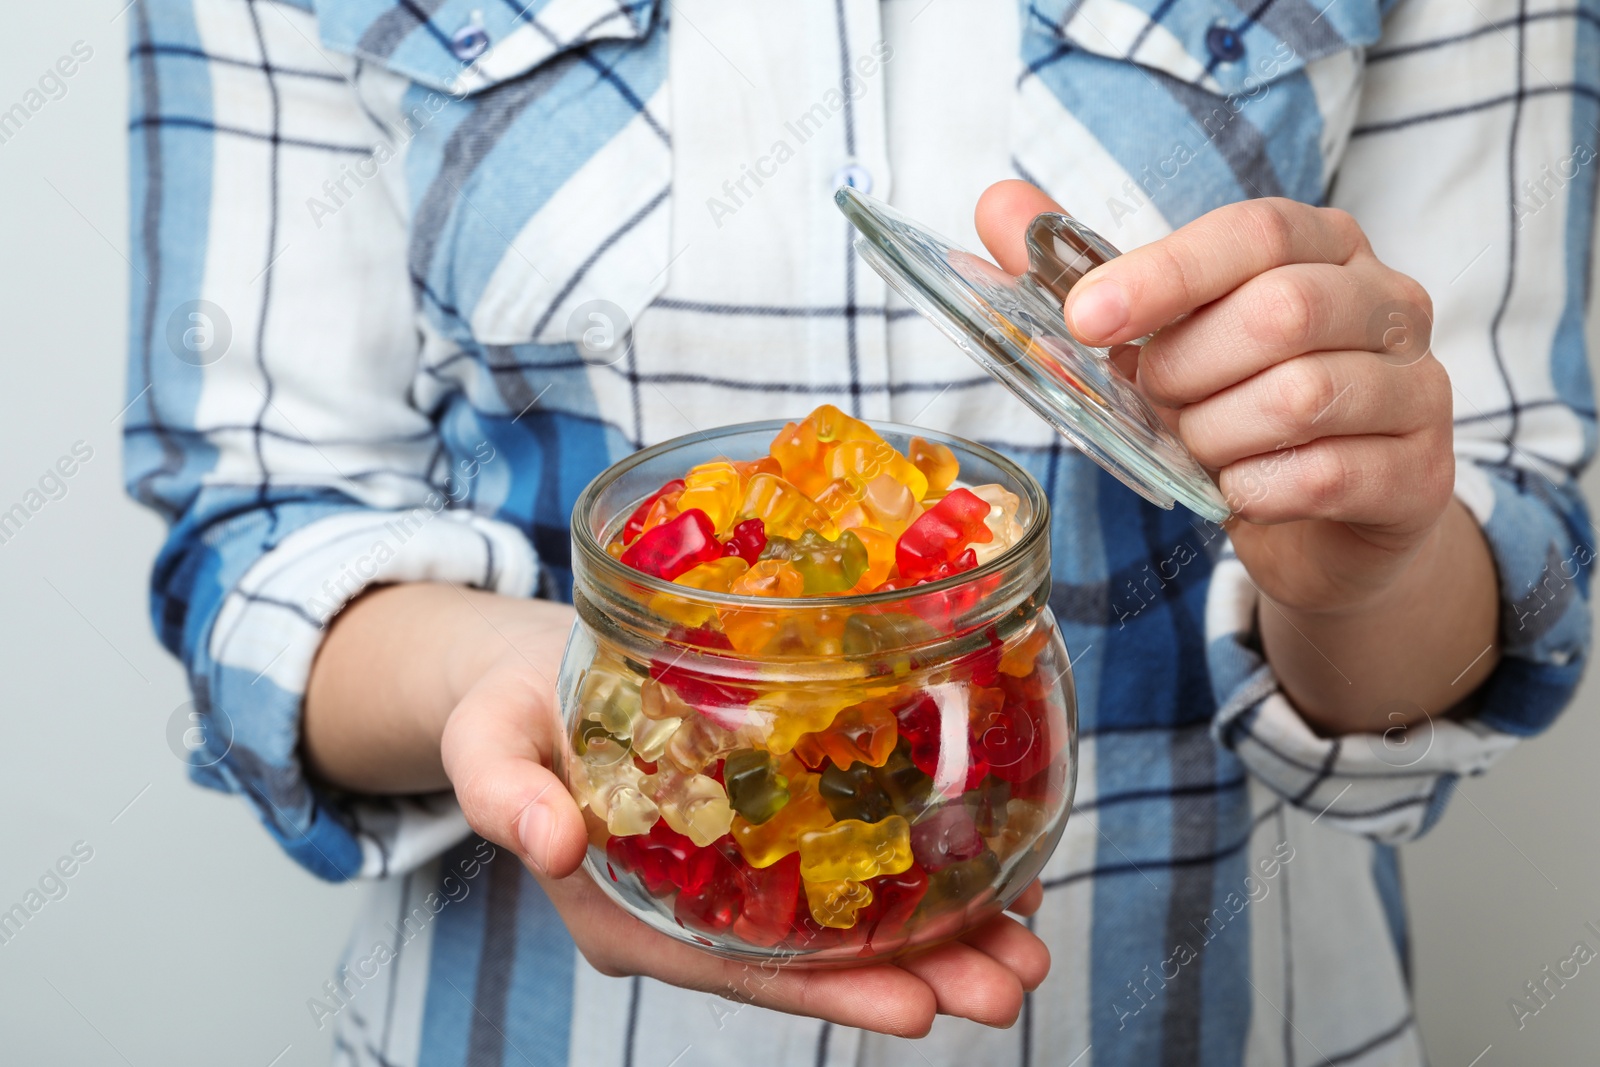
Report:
127,0,1596,1064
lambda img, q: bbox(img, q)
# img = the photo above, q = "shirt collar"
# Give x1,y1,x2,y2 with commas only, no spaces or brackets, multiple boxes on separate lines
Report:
312,0,659,96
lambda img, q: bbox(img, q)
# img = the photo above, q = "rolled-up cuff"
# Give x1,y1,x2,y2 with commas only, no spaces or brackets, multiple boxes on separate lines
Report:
195,506,538,881
1205,555,1519,843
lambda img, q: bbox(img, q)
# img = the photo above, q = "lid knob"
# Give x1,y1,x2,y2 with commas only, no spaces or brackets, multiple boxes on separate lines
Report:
1024,213,1125,305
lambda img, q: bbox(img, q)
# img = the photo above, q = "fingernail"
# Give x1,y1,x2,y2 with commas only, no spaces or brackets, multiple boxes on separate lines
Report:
1068,279,1129,342
517,804,550,873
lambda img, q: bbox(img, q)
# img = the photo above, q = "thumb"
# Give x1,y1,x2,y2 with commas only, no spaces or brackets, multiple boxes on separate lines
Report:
440,668,589,878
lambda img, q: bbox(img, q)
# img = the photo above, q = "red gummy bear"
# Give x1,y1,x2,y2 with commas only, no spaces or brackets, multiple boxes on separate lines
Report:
895,692,990,791
621,479,685,545
894,488,994,582
620,508,723,580
606,821,720,897
721,518,768,565
730,852,802,948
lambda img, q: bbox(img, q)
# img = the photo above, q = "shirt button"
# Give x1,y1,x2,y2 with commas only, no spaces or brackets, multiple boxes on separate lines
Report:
451,23,491,62
832,163,873,195
1205,24,1245,63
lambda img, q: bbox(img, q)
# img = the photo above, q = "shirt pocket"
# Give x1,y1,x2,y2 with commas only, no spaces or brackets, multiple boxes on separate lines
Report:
317,0,673,348
1014,0,1383,236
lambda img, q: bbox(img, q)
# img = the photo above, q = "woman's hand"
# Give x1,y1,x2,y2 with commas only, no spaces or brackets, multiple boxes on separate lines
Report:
309,582,1051,1036
441,641,1051,1036
974,182,1499,730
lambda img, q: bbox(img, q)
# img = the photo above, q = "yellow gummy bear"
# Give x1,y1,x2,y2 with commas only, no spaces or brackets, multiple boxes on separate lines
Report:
753,686,882,755
804,878,874,929
738,473,838,540
826,439,929,503
798,815,913,882
650,556,749,627
731,768,835,867
909,436,959,496
676,460,744,534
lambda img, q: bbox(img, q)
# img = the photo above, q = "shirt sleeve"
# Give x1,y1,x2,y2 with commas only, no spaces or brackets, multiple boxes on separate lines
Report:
126,0,539,880
1207,0,1597,842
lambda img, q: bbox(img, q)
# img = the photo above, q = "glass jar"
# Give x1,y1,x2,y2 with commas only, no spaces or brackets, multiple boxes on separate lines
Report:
557,420,1077,965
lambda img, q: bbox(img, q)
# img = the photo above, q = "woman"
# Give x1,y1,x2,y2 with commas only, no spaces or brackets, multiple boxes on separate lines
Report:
126,0,1595,1063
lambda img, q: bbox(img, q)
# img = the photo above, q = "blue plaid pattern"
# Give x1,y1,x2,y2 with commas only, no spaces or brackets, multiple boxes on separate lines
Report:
126,0,1596,1063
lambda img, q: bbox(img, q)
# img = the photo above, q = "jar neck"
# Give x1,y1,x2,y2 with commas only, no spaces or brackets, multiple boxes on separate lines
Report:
571,524,1051,685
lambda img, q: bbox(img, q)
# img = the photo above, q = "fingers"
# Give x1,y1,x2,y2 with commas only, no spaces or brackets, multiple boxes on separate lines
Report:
1220,432,1454,530
1177,351,1445,468
975,179,1067,275
960,912,1051,992
546,870,942,1035
1137,261,1430,407
1066,199,1370,346
895,940,1026,1027
440,667,589,878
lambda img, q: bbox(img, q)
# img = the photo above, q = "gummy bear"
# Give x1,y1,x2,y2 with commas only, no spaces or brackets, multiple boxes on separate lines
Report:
674,839,746,933
856,473,922,539
652,556,749,627
857,863,929,947
585,666,680,764
804,878,874,929
909,802,986,871
968,483,1025,566
662,711,744,774
620,508,725,580
573,735,659,837
753,687,871,755
721,518,768,564
798,815,913,882
643,767,735,846
812,478,870,532
826,438,929,503
729,558,804,597
622,479,685,545
730,851,803,947
731,768,835,867
999,622,1052,677
720,559,806,655
791,700,897,770
919,849,1001,913
908,437,958,497
576,660,641,742
817,745,933,823
973,684,1055,784
730,455,782,485
760,529,868,594
723,749,791,825
606,820,720,896
894,488,995,582
677,460,744,534
738,473,838,540
893,689,990,792
985,798,1048,860
846,527,896,592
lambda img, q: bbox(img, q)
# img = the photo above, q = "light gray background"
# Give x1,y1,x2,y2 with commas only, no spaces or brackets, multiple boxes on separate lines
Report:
1,3,1595,1064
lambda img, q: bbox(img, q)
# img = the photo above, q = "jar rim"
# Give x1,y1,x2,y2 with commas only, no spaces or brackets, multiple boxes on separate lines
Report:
571,418,1052,611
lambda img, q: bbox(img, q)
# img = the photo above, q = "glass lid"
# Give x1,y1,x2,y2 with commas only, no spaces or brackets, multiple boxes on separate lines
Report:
835,187,1231,523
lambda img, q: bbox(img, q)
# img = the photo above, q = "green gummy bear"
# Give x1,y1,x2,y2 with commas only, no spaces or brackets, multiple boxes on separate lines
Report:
818,744,932,823
723,749,791,825
760,529,868,594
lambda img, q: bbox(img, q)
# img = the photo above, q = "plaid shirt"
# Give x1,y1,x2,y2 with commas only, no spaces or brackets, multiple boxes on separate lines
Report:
126,0,1596,1064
